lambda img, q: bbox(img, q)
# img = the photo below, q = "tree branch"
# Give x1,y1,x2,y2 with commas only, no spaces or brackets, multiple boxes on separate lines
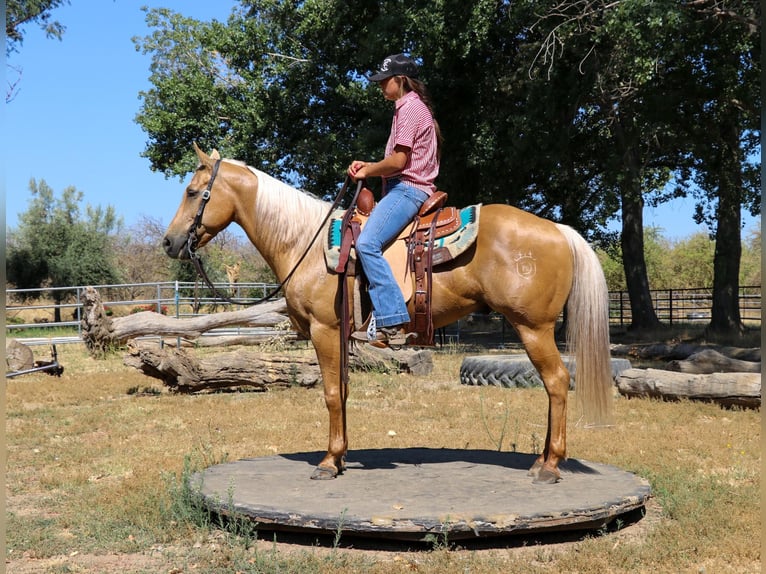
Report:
683,0,760,32
528,0,625,79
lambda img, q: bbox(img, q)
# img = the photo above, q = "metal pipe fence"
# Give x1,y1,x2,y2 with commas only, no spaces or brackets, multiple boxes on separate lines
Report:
608,286,761,327
5,282,762,344
5,281,283,343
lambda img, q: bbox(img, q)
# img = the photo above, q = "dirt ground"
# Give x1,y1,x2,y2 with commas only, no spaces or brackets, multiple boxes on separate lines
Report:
5,497,664,574
5,331,760,573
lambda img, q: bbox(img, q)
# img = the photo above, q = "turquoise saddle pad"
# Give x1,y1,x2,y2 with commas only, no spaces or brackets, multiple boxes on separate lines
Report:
324,204,481,271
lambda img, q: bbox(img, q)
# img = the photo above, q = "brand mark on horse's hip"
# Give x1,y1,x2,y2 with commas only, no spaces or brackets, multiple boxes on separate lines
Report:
514,251,537,278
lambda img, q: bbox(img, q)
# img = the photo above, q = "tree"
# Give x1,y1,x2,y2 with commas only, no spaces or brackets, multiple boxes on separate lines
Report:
110,216,180,301
6,0,70,102
6,179,122,322
527,0,759,332
679,1,761,336
666,234,716,289
134,4,390,197
134,0,759,333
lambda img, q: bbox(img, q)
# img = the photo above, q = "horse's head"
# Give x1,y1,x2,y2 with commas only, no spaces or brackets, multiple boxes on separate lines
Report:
163,143,238,259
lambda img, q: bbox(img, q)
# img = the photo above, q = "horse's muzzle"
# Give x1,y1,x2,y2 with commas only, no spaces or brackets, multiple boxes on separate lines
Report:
163,234,189,259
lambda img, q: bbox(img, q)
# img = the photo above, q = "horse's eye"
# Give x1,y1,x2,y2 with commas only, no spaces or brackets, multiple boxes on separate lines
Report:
186,189,199,198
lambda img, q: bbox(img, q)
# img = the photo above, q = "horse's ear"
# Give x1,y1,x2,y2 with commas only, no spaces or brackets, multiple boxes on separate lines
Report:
210,149,221,160
193,142,212,165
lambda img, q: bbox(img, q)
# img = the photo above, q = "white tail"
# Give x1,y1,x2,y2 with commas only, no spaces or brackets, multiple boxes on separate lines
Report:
556,224,613,425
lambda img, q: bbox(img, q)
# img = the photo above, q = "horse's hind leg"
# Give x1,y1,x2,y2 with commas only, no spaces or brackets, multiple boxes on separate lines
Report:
517,324,571,484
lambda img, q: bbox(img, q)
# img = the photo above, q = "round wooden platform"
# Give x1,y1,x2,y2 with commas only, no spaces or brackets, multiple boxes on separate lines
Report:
193,448,651,542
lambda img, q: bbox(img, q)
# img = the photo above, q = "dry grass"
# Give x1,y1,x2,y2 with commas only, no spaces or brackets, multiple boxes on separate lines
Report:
5,342,761,573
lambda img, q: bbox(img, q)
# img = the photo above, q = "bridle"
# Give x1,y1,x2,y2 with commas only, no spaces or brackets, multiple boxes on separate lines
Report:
184,159,361,306
186,159,221,260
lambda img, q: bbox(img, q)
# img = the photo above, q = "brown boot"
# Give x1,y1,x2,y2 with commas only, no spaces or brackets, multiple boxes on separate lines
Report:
351,326,416,348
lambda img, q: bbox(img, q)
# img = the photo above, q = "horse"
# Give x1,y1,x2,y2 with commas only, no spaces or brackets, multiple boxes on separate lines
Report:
163,144,613,484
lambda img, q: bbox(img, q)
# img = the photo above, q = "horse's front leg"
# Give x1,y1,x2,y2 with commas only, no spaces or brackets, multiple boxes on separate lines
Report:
309,324,348,480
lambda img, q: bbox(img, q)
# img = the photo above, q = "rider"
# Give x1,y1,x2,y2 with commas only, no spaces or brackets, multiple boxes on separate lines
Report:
348,53,442,347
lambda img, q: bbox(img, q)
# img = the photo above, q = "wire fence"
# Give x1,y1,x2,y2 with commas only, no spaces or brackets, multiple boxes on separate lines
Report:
5,281,762,345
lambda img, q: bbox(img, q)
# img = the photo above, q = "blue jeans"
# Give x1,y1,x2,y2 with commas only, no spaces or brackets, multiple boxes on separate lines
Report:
356,180,428,328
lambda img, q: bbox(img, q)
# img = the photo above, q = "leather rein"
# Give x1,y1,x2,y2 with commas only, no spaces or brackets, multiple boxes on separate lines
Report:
185,160,360,306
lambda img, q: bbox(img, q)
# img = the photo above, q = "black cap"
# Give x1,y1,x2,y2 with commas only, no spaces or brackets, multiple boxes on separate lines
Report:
368,54,419,82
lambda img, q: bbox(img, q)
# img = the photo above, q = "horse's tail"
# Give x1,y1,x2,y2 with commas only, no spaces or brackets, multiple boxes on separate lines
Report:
556,224,613,426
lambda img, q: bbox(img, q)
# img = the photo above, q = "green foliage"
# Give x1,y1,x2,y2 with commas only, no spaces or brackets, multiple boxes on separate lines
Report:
6,179,123,315
595,242,627,293
133,2,759,221
640,227,674,290
5,0,69,54
739,222,761,285
598,219,761,294
131,1,759,332
665,233,716,289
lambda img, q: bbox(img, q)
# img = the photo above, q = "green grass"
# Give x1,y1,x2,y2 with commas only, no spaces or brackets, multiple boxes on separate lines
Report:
5,325,80,338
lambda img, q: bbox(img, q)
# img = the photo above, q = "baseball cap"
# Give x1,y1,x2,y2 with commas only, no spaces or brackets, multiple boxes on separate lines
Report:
368,54,419,82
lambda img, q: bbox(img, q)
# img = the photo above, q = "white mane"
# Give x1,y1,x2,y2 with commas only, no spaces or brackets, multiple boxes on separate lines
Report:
225,160,330,250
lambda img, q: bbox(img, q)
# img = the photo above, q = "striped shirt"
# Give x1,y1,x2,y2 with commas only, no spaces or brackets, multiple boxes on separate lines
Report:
383,90,439,196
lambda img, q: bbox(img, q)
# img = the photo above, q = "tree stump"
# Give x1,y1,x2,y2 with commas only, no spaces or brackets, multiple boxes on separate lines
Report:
349,343,434,376
611,342,760,363
6,339,34,372
616,368,760,408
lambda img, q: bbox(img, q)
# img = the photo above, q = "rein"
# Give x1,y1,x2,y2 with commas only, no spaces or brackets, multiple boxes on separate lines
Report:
186,163,359,306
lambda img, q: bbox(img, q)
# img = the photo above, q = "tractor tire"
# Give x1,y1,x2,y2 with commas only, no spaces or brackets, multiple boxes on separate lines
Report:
459,355,632,389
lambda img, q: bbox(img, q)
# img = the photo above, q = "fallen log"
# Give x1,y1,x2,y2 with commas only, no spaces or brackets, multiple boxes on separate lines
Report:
665,349,761,374
611,342,761,363
616,368,761,409
123,345,320,393
81,286,291,356
124,342,434,393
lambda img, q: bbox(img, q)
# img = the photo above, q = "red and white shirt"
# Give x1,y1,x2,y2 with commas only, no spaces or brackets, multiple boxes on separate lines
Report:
383,91,439,196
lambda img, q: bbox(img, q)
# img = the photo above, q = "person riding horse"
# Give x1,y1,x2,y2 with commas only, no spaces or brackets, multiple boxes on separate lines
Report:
347,54,443,348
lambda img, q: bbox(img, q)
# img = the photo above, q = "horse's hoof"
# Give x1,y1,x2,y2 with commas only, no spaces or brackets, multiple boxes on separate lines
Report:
533,467,561,485
527,459,543,477
310,465,338,480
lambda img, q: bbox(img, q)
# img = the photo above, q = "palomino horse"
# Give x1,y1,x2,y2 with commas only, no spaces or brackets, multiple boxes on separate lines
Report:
163,144,613,484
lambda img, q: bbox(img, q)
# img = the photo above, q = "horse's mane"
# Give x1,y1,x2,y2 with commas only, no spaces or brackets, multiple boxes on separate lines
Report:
223,158,330,248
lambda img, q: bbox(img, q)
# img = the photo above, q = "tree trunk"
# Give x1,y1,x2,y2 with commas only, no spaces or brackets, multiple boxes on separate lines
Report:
665,349,760,374
620,190,663,330
709,108,745,336
614,117,662,331
53,291,64,323
82,286,434,379
123,346,321,393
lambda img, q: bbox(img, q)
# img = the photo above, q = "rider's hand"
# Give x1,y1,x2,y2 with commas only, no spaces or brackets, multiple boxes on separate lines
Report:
347,160,367,181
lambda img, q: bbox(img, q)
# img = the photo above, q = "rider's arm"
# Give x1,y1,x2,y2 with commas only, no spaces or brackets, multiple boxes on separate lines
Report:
348,145,410,181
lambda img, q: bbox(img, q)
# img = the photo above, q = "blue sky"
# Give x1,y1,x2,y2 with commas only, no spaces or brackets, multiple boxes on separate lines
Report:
4,1,759,241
